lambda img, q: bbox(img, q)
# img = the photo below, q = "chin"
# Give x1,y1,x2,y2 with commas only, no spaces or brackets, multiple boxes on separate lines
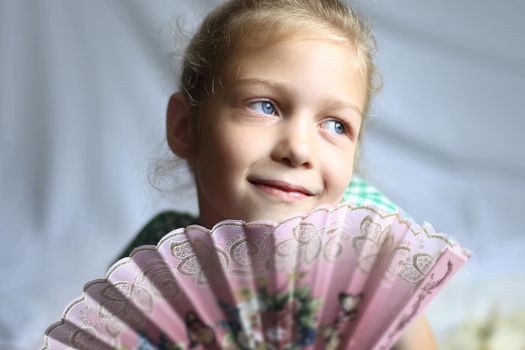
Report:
239,206,314,224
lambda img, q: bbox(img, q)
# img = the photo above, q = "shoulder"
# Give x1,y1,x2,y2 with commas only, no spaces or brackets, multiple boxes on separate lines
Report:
113,210,199,263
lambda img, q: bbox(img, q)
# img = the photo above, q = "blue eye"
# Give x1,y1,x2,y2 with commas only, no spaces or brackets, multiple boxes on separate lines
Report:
323,120,347,135
248,101,277,115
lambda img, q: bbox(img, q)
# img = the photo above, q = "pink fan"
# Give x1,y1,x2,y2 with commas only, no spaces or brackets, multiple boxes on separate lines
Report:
43,203,470,350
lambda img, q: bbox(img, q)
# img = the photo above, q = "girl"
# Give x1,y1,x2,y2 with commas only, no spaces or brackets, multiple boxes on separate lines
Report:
120,0,437,348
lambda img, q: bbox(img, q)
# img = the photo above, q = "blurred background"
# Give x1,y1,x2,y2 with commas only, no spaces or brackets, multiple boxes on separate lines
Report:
1,0,524,348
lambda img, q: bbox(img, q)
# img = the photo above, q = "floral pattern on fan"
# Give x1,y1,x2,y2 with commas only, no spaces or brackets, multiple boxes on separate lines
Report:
218,273,321,350
98,282,153,337
43,203,470,350
273,222,323,268
170,233,230,284
352,215,395,273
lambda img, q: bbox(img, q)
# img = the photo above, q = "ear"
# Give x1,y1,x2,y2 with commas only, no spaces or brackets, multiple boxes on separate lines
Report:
166,92,193,159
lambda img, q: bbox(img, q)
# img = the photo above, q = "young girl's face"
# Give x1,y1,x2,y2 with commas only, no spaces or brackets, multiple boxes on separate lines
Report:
188,36,367,228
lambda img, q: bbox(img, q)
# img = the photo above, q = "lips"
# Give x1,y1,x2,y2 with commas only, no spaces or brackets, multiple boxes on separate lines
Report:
248,178,314,199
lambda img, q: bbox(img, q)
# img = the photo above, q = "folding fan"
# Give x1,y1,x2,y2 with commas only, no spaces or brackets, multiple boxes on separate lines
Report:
43,203,470,350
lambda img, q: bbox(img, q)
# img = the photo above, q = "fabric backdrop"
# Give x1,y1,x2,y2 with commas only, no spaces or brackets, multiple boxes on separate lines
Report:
1,1,524,348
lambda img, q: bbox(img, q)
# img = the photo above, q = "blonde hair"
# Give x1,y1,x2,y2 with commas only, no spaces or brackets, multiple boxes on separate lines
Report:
181,0,379,126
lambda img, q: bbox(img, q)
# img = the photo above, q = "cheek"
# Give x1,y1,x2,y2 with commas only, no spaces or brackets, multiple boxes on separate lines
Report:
324,151,356,199
216,131,246,167
200,123,256,178
220,122,270,162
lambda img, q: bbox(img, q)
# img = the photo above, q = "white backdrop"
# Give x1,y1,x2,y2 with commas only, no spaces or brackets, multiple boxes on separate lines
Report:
1,1,524,349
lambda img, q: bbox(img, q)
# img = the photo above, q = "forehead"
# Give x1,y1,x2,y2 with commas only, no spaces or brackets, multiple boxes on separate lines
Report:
228,30,359,71
222,36,367,115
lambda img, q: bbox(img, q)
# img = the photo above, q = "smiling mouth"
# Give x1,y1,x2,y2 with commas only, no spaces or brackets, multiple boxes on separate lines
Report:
248,179,314,201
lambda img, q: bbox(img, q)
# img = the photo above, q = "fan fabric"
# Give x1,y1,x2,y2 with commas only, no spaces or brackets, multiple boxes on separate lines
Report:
44,203,470,350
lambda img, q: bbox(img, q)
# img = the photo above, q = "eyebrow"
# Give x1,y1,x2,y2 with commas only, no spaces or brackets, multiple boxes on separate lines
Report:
233,78,364,118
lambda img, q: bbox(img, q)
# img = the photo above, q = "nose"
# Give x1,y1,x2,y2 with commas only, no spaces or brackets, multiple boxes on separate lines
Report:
270,116,316,168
